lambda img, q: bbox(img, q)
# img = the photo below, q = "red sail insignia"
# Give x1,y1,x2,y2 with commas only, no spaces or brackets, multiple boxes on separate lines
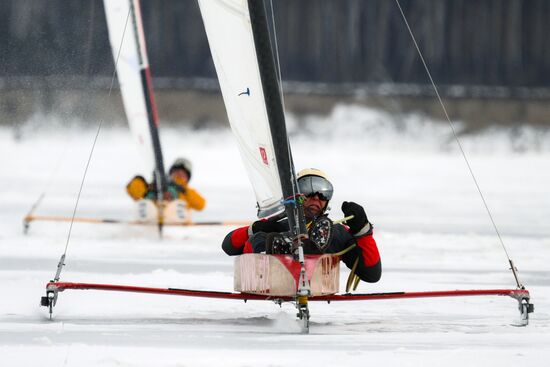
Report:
259,146,268,165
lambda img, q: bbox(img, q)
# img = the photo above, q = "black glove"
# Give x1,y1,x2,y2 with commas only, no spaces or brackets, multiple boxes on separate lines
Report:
341,201,368,235
251,219,281,234
249,232,268,253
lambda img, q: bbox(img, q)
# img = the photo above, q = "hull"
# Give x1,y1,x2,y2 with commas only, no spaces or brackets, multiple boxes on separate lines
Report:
136,199,191,224
234,254,340,296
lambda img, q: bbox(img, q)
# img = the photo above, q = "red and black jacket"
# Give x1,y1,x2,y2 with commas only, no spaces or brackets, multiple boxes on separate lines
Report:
221,220,381,283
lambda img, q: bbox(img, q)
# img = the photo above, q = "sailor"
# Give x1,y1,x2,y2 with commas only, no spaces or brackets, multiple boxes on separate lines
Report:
126,158,206,211
221,168,381,283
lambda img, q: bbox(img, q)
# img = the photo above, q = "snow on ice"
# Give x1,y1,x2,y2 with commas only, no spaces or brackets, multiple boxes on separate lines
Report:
1,105,549,366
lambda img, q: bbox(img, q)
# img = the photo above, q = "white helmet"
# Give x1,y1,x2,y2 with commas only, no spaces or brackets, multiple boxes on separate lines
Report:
296,168,334,202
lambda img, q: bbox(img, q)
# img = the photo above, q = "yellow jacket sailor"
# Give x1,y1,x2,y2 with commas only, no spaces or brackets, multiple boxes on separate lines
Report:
126,158,206,211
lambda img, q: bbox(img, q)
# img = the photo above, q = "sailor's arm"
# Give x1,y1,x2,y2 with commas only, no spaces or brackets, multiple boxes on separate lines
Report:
221,226,251,255
351,230,381,282
221,219,282,255
340,201,382,283
179,186,206,211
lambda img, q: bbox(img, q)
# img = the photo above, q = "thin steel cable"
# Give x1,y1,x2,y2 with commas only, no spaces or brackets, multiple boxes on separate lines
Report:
394,0,519,279
62,7,131,257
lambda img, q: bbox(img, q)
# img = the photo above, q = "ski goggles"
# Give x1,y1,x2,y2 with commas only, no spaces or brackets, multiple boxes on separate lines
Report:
298,175,334,201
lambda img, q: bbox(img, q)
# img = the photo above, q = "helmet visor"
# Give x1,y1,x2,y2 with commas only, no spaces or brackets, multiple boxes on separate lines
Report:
298,175,334,201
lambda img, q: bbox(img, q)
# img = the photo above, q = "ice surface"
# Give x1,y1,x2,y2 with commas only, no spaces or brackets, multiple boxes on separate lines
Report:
1,106,549,366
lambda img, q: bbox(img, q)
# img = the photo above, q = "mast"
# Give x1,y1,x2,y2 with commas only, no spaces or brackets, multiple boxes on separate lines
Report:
128,0,167,197
247,0,307,238
103,0,166,233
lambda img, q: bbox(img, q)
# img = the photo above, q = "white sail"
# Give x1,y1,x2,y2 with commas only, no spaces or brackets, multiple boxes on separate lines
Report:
103,0,157,175
198,0,284,218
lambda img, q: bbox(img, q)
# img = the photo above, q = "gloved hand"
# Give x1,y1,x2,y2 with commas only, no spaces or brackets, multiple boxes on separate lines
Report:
126,175,148,200
166,182,185,200
251,219,281,234
341,201,369,235
250,232,268,253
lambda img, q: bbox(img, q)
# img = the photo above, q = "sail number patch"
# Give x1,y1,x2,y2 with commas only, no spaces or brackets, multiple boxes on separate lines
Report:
259,146,269,165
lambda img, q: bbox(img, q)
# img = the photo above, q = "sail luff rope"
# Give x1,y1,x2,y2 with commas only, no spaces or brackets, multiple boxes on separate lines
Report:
394,0,522,288
60,6,132,259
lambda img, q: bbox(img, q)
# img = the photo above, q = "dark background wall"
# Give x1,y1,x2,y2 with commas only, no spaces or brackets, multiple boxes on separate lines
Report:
2,0,550,89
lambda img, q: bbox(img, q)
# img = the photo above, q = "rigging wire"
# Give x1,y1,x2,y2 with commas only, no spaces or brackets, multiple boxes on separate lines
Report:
393,0,523,288
59,7,132,264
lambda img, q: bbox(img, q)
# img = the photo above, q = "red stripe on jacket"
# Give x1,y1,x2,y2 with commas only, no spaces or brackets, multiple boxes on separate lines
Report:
230,226,249,250
356,233,380,267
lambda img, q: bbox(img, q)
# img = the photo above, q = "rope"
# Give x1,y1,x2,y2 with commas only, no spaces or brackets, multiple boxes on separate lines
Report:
333,244,356,257
394,0,522,288
346,257,359,293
